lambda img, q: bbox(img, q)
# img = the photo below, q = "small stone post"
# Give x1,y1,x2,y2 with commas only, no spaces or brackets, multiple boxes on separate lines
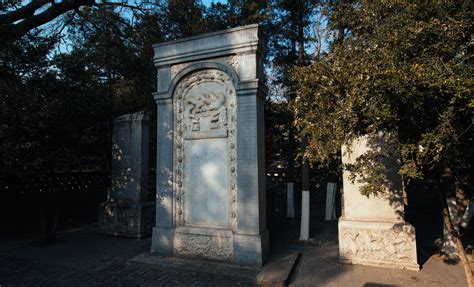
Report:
99,112,155,238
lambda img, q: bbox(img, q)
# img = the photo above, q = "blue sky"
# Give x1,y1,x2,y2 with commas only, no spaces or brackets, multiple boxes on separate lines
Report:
202,0,227,5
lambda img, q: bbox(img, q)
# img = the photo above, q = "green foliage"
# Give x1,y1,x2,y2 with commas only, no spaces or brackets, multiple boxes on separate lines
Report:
1,1,272,176
292,0,473,194
1,33,108,174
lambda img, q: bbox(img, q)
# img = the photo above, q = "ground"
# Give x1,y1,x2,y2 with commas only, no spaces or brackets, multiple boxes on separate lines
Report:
0,222,468,286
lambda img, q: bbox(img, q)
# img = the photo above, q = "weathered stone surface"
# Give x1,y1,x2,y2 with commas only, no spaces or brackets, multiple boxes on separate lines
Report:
99,111,154,238
174,227,233,262
151,25,268,266
341,133,404,222
110,112,149,203
339,133,419,270
339,220,418,271
256,252,300,287
184,138,230,228
99,201,155,238
174,69,237,229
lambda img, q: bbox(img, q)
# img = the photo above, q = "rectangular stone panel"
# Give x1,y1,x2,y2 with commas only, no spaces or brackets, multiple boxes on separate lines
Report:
339,219,418,271
184,138,230,228
174,226,233,262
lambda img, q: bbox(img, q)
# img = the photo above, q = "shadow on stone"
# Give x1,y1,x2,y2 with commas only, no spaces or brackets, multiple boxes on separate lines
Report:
256,252,300,287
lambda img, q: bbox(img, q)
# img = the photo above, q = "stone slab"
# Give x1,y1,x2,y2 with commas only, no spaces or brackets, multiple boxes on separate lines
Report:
341,133,404,222
256,252,300,287
338,219,419,271
174,226,233,262
110,112,149,203
184,138,230,228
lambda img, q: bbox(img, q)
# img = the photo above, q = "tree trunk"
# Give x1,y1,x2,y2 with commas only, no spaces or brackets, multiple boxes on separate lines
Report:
442,198,474,287
287,124,295,218
440,166,474,287
299,136,310,241
297,0,311,241
286,1,298,219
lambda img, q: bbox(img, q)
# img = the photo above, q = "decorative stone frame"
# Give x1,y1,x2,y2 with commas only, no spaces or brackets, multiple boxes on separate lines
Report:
172,67,238,231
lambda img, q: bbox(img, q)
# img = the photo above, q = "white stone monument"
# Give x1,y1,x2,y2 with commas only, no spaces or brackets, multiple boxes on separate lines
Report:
338,133,419,270
151,25,269,266
99,112,155,238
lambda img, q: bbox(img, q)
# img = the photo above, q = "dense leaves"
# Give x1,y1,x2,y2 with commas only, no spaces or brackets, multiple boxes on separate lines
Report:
292,0,473,195
0,1,270,176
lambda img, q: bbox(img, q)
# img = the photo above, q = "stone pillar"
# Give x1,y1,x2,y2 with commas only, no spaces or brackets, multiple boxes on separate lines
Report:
338,133,419,271
99,112,155,238
151,24,269,266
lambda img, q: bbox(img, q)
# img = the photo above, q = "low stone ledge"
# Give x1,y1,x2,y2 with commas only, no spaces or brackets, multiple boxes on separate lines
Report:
256,252,300,287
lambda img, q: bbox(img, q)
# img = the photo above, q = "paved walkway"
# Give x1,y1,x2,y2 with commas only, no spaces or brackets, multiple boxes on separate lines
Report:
285,243,466,287
0,223,468,286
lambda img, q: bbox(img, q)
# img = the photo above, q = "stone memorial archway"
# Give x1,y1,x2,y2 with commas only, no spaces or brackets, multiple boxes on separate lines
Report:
151,25,269,266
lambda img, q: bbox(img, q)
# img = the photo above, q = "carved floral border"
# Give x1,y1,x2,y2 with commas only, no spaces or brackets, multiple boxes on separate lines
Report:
173,69,238,230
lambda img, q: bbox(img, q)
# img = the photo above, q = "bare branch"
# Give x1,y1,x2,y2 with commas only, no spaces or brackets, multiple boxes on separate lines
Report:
0,0,152,41
0,0,52,25
2,0,96,40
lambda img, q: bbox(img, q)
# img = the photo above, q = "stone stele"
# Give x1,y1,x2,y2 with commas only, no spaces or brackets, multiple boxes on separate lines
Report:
99,112,155,238
151,24,269,266
339,133,419,271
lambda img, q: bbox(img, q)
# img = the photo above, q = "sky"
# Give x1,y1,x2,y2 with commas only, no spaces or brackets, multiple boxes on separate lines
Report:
202,0,227,5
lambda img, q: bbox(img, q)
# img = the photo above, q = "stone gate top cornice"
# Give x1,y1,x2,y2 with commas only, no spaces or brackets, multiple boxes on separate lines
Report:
153,24,266,67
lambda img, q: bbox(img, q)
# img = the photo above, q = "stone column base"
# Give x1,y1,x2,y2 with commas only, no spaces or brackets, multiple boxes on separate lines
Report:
151,227,269,266
99,201,155,238
174,226,234,262
233,229,269,266
151,227,174,255
338,219,419,271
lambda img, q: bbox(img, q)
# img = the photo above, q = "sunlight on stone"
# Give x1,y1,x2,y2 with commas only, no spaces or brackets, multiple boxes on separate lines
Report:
201,162,225,194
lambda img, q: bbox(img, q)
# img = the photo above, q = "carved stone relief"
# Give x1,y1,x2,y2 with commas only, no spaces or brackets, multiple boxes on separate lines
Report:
340,223,417,264
173,69,238,229
174,231,233,261
184,92,228,139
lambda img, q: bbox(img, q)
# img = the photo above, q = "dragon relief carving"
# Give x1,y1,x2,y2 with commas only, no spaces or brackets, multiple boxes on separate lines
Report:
341,224,417,263
185,92,227,132
173,69,238,229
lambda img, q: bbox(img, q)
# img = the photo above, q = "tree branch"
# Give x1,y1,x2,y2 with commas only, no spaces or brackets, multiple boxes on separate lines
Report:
1,0,153,41
2,0,96,40
0,0,52,25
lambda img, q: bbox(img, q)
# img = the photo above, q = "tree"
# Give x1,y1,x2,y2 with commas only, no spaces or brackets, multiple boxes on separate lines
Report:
0,0,158,41
267,0,301,220
292,0,473,283
267,0,318,238
0,2,168,241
